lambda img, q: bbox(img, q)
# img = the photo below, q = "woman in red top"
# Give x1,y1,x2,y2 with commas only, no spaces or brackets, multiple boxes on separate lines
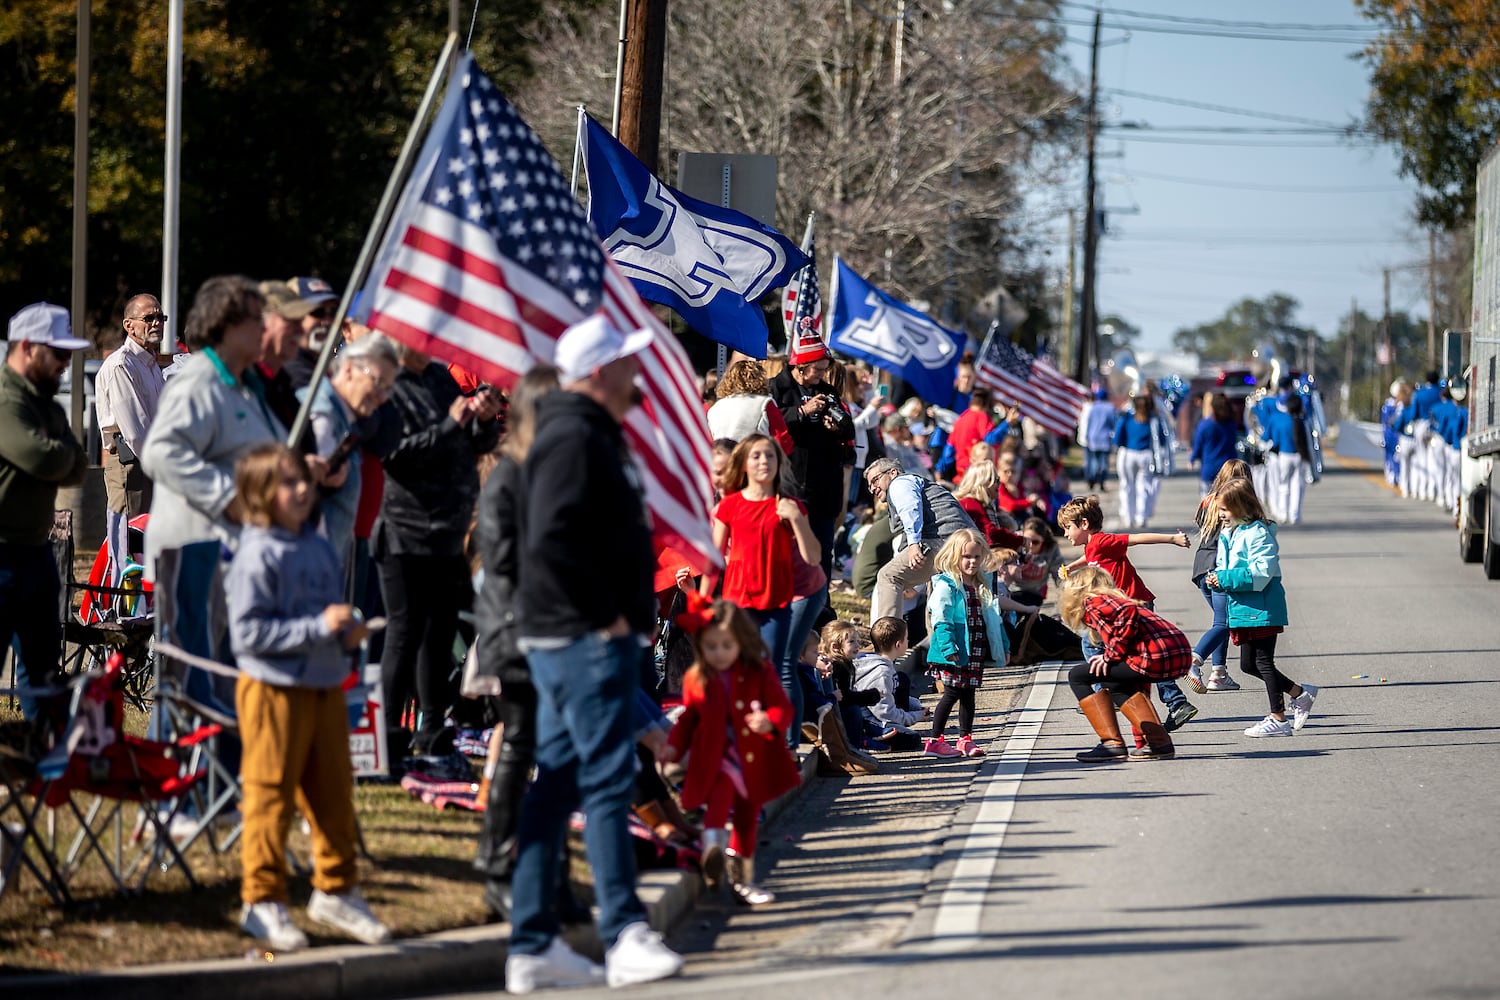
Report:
995,450,1046,521
948,386,995,479
1059,566,1191,763
703,434,820,750
952,459,1025,549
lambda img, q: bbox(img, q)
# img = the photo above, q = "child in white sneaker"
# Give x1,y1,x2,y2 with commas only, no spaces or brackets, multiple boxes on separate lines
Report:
925,528,1031,758
1204,478,1316,737
225,444,390,952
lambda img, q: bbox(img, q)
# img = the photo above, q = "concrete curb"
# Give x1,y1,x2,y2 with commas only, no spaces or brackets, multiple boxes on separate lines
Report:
10,740,822,1000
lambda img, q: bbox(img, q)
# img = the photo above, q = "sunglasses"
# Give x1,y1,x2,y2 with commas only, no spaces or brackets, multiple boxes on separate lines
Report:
46,346,72,362
128,313,167,325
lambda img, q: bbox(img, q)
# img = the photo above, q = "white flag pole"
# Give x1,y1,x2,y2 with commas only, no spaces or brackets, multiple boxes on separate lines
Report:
571,105,587,199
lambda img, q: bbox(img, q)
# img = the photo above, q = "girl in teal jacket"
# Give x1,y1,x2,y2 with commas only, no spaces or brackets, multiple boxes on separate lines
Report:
1206,479,1317,737
925,528,1033,758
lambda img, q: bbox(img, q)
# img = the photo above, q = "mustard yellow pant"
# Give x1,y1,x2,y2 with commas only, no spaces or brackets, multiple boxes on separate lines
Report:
236,676,359,905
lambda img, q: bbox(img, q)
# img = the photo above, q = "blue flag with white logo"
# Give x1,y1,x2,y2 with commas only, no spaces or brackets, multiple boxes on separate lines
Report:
581,115,807,359
827,257,966,402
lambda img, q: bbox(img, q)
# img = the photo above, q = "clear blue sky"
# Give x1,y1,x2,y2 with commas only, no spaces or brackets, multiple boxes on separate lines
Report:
1054,1,1424,357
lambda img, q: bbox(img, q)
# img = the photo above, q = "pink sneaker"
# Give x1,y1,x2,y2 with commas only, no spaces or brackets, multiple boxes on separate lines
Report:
956,735,986,758
923,735,963,758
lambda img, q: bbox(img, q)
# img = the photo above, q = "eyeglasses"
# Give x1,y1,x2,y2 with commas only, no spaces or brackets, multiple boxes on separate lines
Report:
310,307,337,321
46,346,72,362
128,313,167,326
354,364,396,394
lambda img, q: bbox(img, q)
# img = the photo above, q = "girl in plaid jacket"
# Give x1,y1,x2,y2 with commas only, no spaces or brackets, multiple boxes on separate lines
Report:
1059,566,1193,762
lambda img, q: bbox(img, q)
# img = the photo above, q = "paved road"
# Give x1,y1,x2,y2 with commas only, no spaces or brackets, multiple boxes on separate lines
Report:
440,462,1500,1000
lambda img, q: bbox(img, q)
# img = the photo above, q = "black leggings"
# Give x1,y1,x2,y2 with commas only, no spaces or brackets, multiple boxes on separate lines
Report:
932,687,976,739
1239,634,1297,715
475,662,536,880
378,551,470,756
1067,659,1150,700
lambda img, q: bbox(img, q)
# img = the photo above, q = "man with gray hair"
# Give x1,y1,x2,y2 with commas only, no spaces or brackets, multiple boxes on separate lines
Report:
863,456,977,621
95,293,166,579
298,331,401,581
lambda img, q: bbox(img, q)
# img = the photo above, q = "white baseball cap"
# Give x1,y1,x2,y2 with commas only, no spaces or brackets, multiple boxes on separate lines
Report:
7,303,90,350
554,314,653,383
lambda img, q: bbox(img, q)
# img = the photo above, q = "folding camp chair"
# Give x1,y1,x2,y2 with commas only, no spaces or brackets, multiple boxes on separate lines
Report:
149,541,244,864
53,510,156,710
22,653,218,895
0,679,78,906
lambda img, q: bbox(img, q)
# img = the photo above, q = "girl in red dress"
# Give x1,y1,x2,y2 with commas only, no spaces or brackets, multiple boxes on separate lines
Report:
662,597,801,906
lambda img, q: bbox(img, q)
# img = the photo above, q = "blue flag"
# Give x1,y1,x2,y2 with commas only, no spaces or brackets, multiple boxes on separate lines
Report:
827,258,966,403
581,115,807,359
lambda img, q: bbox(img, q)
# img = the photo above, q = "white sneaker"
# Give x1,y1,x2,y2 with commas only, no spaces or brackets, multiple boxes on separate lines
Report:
505,937,606,994
1290,684,1319,731
308,888,392,945
605,920,684,988
1206,671,1241,692
240,900,309,952
1244,715,1292,738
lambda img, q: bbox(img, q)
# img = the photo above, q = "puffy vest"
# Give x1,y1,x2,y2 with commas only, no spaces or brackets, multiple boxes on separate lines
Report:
887,475,977,547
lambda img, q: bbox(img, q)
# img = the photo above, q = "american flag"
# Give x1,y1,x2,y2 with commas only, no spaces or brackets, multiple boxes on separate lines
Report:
365,56,719,573
780,232,820,345
974,328,1090,437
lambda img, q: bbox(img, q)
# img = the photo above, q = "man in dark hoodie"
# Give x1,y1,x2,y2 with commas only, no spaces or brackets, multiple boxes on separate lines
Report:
504,315,683,993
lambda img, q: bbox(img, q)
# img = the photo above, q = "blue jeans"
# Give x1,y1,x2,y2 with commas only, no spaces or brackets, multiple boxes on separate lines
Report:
750,605,802,750
510,633,646,955
1084,448,1110,485
1194,579,1230,668
0,542,64,720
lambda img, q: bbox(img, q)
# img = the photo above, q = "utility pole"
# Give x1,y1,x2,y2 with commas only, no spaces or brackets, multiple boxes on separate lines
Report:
617,0,668,172
1060,209,1077,376
1342,296,1355,422
70,0,90,441
1075,7,1102,387
1382,266,1393,414
1427,228,1438,368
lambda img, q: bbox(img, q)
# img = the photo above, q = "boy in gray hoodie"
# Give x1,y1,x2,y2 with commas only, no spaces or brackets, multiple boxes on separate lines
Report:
853,617,931,750
225,443,389,954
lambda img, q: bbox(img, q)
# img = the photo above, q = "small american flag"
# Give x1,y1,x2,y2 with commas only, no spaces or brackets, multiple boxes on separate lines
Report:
974,328,1090,437
365,56,719,572
781,234,821,345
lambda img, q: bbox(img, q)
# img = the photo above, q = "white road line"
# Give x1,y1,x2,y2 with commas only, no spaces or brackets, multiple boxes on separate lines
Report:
925,664,1061,951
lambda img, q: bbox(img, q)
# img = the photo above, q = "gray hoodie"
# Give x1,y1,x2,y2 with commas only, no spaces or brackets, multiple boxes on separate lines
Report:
853,652,925,732
225,523,348,688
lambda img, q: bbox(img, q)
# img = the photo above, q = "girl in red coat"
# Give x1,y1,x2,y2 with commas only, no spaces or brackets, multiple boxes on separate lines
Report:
662,596,801,906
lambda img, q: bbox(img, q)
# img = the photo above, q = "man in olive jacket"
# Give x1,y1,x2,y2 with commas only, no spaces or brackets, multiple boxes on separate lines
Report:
0,304,89,721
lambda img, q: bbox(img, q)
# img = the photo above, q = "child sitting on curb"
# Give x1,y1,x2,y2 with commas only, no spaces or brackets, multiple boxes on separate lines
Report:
853,617,931,751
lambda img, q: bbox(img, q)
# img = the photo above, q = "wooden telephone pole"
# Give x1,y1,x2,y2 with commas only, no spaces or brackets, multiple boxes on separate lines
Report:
616,0,668,172
1075,8,1102,387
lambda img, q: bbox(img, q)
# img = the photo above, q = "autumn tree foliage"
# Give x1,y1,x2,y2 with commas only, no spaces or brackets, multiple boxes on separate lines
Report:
1357,0,1500,230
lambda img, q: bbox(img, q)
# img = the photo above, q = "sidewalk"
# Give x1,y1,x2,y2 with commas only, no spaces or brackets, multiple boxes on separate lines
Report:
5,751,825,1000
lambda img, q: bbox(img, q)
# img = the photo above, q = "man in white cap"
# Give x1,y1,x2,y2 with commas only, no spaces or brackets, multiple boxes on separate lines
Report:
0,303,89,723
504,314,684,993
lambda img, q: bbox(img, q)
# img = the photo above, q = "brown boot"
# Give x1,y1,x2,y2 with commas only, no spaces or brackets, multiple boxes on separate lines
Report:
1120,692,1175,760
818,705,879,775
1075,691,1128,762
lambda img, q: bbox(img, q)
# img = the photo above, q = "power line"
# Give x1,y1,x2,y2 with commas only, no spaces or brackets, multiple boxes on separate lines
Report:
996,13,1387,44
1057,3,1382,34
1105,134,1375,147
1104,88,1354,129
1104,125,1366,135
1110,169,1408,194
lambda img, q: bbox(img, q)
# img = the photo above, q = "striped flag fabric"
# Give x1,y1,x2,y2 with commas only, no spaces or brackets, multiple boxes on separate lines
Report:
780,216,820,345
974,328,1090,437
361,54,720,573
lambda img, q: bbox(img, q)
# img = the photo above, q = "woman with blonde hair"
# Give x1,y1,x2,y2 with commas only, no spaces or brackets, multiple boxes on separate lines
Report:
707,359,794,453
1059,565,1191,762
953,460,1024,548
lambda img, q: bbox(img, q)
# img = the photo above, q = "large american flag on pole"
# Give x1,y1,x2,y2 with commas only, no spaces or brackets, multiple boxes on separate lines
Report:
974,326,1090,437
362,54,720,573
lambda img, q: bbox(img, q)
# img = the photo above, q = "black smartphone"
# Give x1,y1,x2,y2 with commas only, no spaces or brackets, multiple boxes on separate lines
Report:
325,432,360,475
113,432,138,466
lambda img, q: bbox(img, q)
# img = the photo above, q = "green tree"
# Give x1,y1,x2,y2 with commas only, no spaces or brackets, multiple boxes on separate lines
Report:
1356,0,1500,230
1171,293,1319,367
0,1,582,341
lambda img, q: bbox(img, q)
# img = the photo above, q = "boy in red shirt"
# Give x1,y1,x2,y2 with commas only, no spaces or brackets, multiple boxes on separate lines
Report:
1057,495,1199,731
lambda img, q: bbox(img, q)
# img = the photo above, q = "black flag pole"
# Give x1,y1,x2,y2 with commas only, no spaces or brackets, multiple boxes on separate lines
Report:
287,31,462,451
